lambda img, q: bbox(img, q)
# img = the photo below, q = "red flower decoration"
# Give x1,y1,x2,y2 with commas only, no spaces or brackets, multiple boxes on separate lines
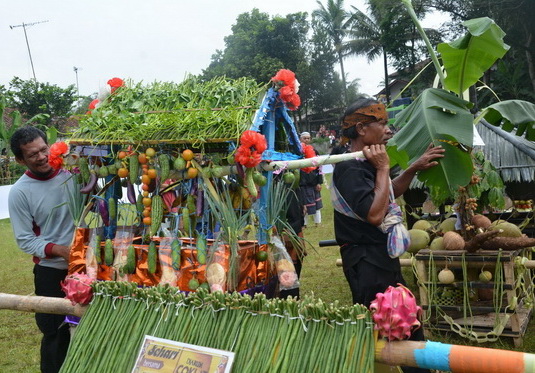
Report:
48,141,69,170
301,143,317,173
107,77,124,93
271,69,301,110
235,130,267,168
88,99,100,110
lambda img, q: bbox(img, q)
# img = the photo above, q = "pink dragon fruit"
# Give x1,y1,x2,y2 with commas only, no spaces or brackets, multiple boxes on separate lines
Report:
369,283,422,341
61,273,94,305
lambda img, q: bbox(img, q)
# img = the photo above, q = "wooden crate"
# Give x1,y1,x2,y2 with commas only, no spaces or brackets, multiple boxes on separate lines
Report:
415,249,533,347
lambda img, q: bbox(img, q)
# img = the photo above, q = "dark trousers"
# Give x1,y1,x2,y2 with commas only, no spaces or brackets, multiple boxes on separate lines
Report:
33,265,71,373
344,260,430,373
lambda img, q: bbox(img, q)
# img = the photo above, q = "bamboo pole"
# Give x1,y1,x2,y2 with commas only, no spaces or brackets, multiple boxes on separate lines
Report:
336,258,535,269
0,293,86,317
2,293,535,372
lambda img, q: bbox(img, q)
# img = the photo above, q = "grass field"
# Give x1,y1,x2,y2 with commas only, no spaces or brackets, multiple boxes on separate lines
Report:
0,180,534,372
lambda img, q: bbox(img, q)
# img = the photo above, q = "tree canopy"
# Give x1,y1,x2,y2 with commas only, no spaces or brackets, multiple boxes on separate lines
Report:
1,77,77,128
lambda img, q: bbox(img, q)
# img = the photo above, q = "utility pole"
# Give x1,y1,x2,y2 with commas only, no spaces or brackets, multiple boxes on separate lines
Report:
73,66,80,96
9,20,49,84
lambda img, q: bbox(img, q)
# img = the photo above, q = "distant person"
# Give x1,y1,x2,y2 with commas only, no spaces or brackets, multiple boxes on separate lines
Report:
8,126,74,373
299,131,323,228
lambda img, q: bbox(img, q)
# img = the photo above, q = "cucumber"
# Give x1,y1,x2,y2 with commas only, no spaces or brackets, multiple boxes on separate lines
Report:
171,238,181,270
104,238,114,266
108,197,117,221
148,241,157,274
124,244,136,274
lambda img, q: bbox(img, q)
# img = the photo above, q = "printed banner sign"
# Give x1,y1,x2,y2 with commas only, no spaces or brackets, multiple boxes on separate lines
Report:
132,335,234,373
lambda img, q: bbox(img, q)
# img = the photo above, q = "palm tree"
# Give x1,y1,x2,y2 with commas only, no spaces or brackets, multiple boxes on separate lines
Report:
313,0,350,104
343,0,432,104
342,4,391,102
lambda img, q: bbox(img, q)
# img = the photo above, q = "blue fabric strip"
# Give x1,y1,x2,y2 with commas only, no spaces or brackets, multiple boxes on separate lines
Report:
413,341,452,371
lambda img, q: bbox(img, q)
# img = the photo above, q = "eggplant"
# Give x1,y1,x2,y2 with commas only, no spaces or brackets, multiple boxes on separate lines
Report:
80,172,98,194
126,180,136,204
196,187,204,217
97,198,110,226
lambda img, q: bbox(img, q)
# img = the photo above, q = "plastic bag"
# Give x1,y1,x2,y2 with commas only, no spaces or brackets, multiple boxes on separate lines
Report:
205,236,228,293
271,235,300,291
159,237,178,287
112,226,135,281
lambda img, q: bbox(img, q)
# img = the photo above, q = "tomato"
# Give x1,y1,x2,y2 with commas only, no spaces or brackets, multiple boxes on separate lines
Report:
117,167,129,178
186,167,198,179
117,150,128,160
142,190,149,197
141,175,151,185
143,216,152,225
142,197,152,207
141,183,150,191
147,169,158,179
182,149,194,161
142,209,151,217
145,147,157,158
138,153,148,164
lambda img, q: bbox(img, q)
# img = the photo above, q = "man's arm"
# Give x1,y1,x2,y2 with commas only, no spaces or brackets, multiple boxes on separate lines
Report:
392,143,445,197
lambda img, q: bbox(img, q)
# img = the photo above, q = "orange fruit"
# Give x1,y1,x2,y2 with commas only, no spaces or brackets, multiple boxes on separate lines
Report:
142,197,152,207
141,175,151,185
145,147,156,158
138,153,148,164
186,167,198,179
117,150,128,160
147,169,158,179
182,149,194,161
117,167,129,178
143,216,152,225
142,209,151,217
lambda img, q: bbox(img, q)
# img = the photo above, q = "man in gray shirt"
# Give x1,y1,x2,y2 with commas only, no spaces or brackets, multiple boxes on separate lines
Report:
8,126,75,373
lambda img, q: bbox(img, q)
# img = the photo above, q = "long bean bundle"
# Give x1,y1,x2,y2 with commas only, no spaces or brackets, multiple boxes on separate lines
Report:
60,282,374,373
70,76,266,145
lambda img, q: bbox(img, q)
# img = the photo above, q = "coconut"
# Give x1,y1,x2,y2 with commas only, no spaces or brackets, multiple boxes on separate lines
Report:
443,231,465,251
438,217,457,233
407,229,430,253
493,222,523,237
438,268,455,284
471,214,492,230
479,270,492,283
412,220,433,231
429,237,444,251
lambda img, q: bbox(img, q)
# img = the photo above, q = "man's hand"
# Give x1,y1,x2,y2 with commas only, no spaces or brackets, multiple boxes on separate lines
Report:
50,244,71,262
409,143,445,172
363,144,390,171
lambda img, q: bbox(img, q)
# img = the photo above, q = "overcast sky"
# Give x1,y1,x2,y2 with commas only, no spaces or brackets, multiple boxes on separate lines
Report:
2,0,444,97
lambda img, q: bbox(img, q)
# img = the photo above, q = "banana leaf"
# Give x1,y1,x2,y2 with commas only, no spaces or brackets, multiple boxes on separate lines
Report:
438,17,510,95
388,88,474,199
481,100,535,141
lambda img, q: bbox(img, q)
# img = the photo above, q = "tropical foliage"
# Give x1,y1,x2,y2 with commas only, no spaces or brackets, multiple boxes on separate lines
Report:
388,1,535,208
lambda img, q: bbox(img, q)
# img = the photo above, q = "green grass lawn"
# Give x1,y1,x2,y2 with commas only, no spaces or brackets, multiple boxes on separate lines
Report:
1,181,534,372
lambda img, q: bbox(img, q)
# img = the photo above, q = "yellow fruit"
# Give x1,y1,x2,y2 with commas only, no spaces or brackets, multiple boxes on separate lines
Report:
439,218,457,233
145,147,156,158
494,222,522,237
429,237,444,250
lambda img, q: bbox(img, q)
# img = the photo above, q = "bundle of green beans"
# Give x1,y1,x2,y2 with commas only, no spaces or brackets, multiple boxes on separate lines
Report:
70,76,267,145
60,282,374,373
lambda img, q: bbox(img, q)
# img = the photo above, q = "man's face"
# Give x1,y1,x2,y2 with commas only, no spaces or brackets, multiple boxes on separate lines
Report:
16,137,52,176
301,135,311,144
360,119,393,145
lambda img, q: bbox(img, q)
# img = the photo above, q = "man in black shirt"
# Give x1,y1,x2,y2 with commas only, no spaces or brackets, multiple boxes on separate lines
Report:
333,98,444,373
